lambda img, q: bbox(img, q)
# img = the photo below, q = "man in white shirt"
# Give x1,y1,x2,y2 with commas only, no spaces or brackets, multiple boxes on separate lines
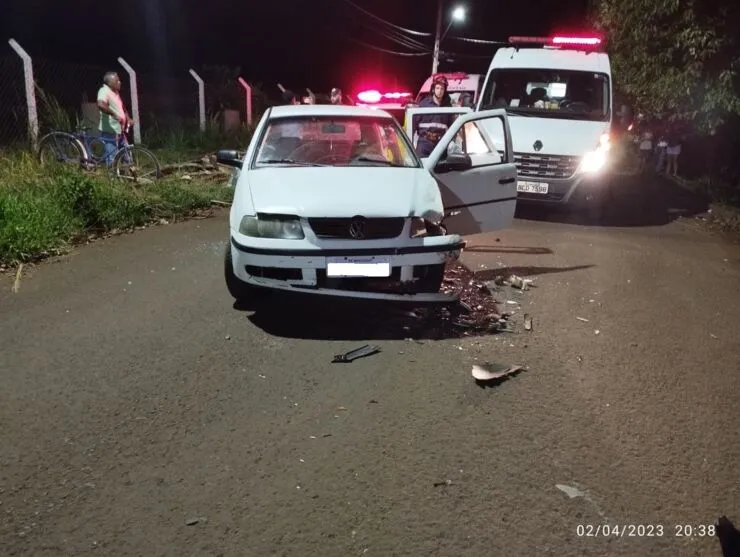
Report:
97,72,132,165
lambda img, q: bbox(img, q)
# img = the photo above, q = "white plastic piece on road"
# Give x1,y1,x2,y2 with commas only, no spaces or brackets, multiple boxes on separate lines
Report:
556,484,585,499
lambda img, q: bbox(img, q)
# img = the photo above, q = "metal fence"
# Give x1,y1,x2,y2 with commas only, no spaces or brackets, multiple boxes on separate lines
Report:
0,39,273,150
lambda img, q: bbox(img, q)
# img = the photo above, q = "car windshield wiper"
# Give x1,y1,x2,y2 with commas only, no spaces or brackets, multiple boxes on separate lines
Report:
259,158,327,166
351,156,404,166
505,108,536,117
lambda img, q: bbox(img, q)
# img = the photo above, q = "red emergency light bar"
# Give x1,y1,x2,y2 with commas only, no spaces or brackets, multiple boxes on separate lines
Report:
357,90,412,103
509,35,603,47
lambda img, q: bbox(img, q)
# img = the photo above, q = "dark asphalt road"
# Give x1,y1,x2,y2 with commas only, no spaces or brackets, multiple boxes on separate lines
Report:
1,177,739,556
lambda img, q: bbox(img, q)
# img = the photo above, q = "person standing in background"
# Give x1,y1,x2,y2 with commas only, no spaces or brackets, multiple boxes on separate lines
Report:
330,88,344,105
665,124,682,176
96,71,132,166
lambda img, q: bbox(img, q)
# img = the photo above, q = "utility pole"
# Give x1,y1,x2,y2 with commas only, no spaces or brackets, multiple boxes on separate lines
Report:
431,0,443,75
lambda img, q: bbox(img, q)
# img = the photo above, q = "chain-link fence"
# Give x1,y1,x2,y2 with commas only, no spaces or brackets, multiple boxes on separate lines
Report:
0,55,29,146
0,40,276,151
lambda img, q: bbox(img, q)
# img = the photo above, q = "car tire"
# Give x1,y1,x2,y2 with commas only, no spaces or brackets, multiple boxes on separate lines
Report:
224,245,264,308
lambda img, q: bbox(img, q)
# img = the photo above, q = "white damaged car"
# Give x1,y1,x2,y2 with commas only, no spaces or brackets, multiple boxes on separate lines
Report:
217,104,517,304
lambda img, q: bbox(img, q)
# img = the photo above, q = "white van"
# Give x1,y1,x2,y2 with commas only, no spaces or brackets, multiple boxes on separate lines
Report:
416,72,483,107
475,35,613,205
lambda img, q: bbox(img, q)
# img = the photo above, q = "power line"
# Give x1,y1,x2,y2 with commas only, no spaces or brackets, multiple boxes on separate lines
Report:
448,36,508,46
442,51,497,59
342,37,431,56
340,0,433,37
340,0,508,46
354,18,431,52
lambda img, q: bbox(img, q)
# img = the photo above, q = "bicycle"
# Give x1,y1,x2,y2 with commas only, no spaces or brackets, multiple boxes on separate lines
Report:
37,123,162,184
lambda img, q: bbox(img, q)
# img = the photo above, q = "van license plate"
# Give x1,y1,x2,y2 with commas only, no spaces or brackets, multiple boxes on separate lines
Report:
517,181,549,194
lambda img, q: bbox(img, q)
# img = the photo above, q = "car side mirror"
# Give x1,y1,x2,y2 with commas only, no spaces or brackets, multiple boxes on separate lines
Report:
435,152,472,173
216,149,243,169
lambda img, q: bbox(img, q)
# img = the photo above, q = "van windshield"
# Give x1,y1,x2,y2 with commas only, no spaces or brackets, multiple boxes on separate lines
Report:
478,69,610,122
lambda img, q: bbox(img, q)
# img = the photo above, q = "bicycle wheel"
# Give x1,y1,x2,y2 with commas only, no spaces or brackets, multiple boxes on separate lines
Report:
37,132,87,167
112,146,162,184
86,136,108,164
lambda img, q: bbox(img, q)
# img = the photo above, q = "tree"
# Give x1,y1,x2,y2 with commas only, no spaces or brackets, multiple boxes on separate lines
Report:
593,0,740,131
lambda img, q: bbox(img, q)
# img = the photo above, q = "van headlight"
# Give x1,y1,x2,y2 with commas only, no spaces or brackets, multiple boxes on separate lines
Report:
580,133,610,173
239,215,305,239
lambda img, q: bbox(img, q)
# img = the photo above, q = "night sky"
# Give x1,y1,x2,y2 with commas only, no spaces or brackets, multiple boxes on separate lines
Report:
3,0,591,97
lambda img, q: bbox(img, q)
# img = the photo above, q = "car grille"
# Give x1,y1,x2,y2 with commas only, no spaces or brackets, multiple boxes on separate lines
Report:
308,217,405,240
499,151,580,179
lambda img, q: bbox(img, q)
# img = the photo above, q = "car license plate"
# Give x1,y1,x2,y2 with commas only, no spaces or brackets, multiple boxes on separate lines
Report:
326,256,391,277
517,181,549,194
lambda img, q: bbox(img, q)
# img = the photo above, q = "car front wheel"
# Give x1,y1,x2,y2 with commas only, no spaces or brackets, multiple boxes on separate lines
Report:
224,245,264,307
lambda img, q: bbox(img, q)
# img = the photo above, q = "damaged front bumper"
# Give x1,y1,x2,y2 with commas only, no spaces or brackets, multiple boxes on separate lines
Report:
230,234,466,302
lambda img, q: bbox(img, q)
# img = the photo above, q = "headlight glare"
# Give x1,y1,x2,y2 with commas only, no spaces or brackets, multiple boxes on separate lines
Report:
580,149,607,173
239,215,305,239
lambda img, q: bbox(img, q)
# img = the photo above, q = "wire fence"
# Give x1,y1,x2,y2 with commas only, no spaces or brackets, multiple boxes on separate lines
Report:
0,43,277,151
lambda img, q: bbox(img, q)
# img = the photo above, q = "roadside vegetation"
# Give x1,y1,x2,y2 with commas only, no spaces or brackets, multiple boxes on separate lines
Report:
594,0,740,232
0,78,259,266
0,144,238,266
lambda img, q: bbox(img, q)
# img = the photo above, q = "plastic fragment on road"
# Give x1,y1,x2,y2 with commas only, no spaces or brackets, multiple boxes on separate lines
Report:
471,363,524,382
556,484,586,499
507,275,533,290
524,314,533,331
332,344,381,363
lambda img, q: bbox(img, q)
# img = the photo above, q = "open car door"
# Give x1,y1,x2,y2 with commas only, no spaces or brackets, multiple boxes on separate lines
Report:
421,109,518,236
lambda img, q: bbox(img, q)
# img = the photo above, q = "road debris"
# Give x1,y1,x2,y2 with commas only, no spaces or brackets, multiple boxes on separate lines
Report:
471,363,525,383
556,484,585,499
332,344,381,363
185,517,206,526
433,479,452,487
11,263,24,293
524,314,533,331
576,316,589,322
507,274,533,290
594,329,600,335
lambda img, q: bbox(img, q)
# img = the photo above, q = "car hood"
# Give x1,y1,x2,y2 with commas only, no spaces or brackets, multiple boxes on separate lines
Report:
243,167,443,219
484,116,609,156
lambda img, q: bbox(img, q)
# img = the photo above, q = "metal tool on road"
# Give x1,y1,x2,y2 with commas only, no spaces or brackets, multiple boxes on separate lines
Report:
332,344,381,363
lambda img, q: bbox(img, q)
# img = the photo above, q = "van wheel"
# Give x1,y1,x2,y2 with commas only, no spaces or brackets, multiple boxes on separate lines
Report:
224,245,265,308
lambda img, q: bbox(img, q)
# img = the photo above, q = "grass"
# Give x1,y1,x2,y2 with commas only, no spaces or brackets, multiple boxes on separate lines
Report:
0,148,234,266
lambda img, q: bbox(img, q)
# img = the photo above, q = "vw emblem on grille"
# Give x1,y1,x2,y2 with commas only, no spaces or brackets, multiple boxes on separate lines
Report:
533,140,543,152
349,217,367,239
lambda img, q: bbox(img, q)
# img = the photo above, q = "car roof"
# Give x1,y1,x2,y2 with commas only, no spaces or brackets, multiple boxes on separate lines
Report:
269,104,396,120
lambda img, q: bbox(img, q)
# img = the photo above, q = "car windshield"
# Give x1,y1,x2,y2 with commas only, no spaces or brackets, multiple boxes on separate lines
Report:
253,116,420,168
478,69,610,122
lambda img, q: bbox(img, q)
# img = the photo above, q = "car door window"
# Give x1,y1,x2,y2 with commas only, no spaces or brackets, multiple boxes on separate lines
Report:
443,116,507,165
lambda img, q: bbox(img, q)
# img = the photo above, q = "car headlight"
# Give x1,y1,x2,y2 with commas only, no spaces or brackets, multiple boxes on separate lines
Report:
239,215,305,239
409,217,427,238
580,133,611,173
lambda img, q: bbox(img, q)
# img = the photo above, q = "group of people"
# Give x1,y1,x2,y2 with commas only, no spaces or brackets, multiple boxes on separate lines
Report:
278,75,462,158
278,84,348,106
635,117,684,176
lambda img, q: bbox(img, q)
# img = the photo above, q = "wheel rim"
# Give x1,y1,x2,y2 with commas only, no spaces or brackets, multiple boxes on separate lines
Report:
115,147,160,184
39,135,82,166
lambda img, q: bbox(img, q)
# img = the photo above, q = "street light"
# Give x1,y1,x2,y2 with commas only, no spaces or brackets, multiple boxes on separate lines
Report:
432,3,466,74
